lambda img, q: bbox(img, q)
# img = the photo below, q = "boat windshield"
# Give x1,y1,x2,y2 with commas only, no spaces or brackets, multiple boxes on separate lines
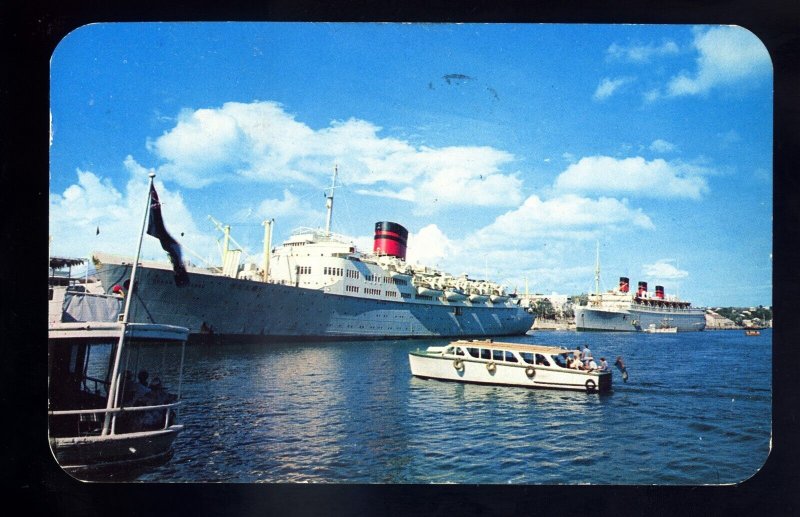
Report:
49,337,116,415
49,335,184,438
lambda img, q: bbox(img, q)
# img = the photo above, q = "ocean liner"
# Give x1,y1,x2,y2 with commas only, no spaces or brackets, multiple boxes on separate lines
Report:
94,169,534,343
574,248,705,332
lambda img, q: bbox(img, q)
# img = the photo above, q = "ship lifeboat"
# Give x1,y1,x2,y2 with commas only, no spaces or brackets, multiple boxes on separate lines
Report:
469,293,489,303
444,288,468,302
490,294,509,303
417,286,444,297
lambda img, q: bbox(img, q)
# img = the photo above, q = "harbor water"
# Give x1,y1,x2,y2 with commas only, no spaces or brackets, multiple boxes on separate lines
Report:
135,329,771,484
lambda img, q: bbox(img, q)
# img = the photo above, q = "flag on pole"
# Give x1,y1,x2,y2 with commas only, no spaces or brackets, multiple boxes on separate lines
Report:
146,184,189,286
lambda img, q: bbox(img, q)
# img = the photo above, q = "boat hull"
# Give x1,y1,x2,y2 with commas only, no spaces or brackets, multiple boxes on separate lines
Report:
96,261,534,343
51,426,182,476
408,352,611,392
575,306,706,332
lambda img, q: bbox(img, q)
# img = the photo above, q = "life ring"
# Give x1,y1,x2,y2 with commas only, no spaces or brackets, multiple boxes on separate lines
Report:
525,366,536,378
453,358,464,371
486,362,497,373
585,379,597,392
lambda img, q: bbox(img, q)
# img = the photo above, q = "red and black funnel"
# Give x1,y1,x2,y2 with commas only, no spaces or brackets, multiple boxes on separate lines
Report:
373,221,408,260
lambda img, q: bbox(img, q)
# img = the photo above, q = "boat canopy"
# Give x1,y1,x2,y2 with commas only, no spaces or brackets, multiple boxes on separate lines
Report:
450,340,571,356
49,322,190,343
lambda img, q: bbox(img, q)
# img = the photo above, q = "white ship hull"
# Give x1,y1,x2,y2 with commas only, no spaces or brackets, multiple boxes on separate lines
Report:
575,306,706,332
95,258,534,343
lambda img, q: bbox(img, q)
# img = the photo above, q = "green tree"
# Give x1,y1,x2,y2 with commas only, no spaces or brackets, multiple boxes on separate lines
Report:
534,298,556,320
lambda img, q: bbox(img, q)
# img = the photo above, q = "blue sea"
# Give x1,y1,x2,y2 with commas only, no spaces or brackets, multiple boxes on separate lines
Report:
137,329,771,484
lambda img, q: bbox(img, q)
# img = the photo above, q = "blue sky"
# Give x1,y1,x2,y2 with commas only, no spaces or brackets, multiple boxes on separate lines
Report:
49,23,772,307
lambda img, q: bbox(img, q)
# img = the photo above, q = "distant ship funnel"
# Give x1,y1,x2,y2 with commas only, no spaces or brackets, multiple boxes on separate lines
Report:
637,281,648,297
619,277,629,293
655,285,665,299
373,221,408,260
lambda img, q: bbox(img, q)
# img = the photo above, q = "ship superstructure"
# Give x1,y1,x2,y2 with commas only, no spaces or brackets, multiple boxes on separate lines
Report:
94,168,533,342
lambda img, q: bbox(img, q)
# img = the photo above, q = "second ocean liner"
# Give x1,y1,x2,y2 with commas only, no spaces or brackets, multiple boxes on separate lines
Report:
94,171,534,343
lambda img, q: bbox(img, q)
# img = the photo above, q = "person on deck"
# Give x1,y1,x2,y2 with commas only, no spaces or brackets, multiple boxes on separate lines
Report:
582,344,593,367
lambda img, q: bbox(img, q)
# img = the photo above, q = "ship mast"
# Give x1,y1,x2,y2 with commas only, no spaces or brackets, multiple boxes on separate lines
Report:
594,241,601,296
262,218,273,282
324,165,338,237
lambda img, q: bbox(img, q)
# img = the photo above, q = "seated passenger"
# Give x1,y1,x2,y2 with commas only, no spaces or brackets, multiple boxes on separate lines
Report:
587,358,598,371
137,377,178,430
131,369,151,405
570,355,583,370
597,357,609,371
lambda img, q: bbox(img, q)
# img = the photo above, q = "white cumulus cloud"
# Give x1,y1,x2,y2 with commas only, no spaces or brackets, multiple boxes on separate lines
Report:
471,193,654,248
405,224,458,267
147,101,522,213
642,260,689,280
593,77,635,100
553,156,709,199
49,164,215,264
649,139,677,153
606,40,680,63
667,26,771,97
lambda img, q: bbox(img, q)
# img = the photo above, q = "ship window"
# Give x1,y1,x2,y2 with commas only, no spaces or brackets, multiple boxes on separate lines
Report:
480,349,491,360
445,347,454,354
492,350,504,361
467,348,479,358
520,352,534,364
505,351,518,363
455,348,465,356
535,354,550,366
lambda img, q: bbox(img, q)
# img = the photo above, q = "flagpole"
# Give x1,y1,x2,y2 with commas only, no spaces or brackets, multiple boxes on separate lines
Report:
121,171,155,324
102,171,155,435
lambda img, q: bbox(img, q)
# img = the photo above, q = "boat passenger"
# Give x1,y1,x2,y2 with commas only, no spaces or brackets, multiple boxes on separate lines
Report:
587,358,598,371
569,355,583,370
597,357,609,371
130,369,151,405
582,344,593,366
138,377,177,430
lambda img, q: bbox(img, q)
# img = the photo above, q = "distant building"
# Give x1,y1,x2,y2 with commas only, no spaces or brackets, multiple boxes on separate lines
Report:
521,293,576,331
705,310,739,330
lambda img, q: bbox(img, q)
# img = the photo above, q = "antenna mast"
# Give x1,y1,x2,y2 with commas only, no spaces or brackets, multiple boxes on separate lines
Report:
594,241,601,296
324,165,338,236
